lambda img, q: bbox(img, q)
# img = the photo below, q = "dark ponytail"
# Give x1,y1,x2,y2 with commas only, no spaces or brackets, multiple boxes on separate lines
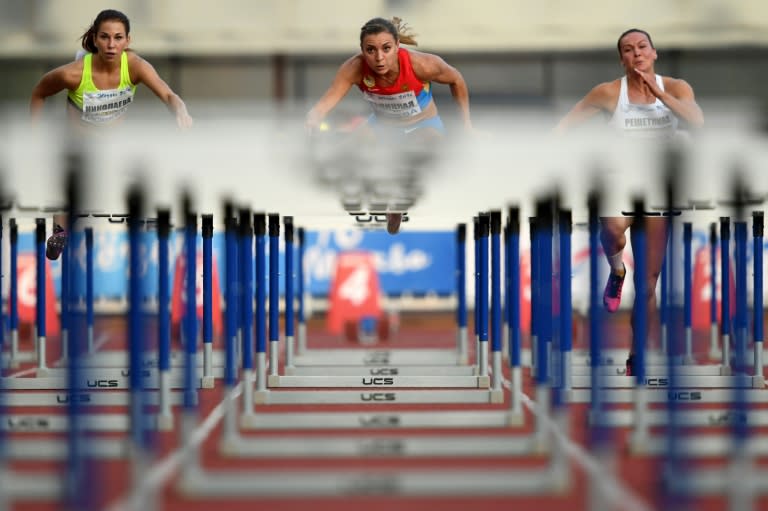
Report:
80,9,131,54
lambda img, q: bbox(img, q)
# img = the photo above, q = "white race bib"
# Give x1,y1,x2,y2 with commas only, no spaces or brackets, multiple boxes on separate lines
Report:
82,86,134,124
621,104,677,138
363,90,422,119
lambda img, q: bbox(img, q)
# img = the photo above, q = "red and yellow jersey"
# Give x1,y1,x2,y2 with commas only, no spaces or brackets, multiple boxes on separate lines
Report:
357,48,433,120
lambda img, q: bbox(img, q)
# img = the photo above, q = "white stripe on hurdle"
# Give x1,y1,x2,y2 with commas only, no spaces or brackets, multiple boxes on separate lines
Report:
293,349,465,366
284,365,477,376
0,374,213,390
266,374,489,388
571,374,764,389
568,388,768,404
222,434,541,458
590,409,768,428
2,413,158,433
2,390,187,407
624,434,768,458
239,410,522,430
4,438,128,460
253,389,504,405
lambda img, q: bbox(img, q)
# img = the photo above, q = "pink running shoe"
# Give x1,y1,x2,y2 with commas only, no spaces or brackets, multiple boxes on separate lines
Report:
602,266,625,313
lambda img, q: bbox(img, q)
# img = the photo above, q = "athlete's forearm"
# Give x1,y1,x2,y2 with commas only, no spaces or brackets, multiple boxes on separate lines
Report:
166,94,193,128
658,92,704,127
449,82,472,128
29,96,45,119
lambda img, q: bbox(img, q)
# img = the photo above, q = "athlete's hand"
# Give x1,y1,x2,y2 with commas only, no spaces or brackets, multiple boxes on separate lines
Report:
176,111,194,129
633,68,663,98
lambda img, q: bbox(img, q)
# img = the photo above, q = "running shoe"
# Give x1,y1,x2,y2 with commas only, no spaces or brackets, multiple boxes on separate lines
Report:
602,265,626,313
625,354,635,377
46,223,68,260
386,213,402,235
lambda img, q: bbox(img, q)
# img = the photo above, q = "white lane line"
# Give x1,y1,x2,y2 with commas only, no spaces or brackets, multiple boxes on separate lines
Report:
503,378,652,511
105,383,242,511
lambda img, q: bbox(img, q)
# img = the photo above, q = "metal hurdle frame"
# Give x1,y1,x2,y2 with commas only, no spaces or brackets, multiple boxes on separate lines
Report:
289,223,473,372
259,214,495,400
177,202,571,496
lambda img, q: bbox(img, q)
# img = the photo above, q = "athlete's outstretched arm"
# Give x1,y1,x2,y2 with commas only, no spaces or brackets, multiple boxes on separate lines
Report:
554,83,614,133
129,53,193,128
411,52,472,129
305,56,361,130
29,64,81,120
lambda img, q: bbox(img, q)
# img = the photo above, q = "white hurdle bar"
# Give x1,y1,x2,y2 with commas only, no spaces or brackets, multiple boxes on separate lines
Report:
568,387,768,404
1,389,187,407
266,374,489,388
571,374,764,389
0,372,214,390
253,388,504,405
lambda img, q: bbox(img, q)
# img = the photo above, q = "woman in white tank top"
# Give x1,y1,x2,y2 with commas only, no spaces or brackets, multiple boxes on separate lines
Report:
555,29,704,374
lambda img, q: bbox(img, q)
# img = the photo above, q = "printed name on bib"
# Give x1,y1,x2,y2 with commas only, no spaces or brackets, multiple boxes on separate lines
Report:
363,90,422,118
82,86,134,124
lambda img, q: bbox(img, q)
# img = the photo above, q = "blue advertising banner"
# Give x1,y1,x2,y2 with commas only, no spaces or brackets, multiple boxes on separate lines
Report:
18,228,457,301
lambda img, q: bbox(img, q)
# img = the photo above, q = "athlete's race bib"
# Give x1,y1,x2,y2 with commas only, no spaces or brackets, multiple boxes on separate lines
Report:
81,86,134,124
620,104,678,138
363,90,422,119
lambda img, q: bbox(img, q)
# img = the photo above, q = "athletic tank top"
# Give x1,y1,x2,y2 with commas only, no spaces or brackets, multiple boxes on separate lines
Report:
609,75,678,138
67,52,136,125
357,48,433,120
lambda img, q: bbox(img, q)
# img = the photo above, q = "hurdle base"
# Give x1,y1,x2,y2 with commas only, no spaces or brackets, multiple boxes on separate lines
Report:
35,367,51,377
532,438,551,455
752,376,766,389
490,389,505,404
157,414,174,431
627,432,651,455
683,355,697,366
201,376,215,389
720,365,733,376
254,390,270,404
708,348,723,361
505,411,524,426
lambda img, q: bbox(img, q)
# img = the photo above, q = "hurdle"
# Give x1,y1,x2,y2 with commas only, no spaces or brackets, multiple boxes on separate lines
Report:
1,209,220,394
264,214,490,393
183,198,572,496
1,219,35,368
253,214,504,406
570,213,765,392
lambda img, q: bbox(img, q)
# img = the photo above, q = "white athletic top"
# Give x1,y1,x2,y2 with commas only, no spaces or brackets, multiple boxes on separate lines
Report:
609,75,679,138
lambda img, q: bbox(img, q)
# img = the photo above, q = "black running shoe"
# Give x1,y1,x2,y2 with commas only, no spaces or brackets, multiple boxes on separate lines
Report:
386,213,402,235
626,354,635,377
46,223,68,260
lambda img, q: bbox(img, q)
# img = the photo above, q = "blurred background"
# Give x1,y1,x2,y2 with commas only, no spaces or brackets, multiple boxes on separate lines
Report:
1,0,767,309
1,0,767,121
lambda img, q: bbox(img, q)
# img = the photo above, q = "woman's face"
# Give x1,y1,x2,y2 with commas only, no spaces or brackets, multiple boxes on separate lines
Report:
361,32,399,76
93,20,130,61
618,31,657,73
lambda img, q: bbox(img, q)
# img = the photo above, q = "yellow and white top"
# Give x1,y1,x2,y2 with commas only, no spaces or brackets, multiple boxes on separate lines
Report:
67,52,136,125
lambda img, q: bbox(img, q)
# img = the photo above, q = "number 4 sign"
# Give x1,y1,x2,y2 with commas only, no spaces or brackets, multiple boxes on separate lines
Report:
327,251,382,335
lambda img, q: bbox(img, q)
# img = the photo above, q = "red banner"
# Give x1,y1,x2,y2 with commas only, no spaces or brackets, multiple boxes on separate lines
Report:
170,252,223,338
692,247,735,331
17,254,60,336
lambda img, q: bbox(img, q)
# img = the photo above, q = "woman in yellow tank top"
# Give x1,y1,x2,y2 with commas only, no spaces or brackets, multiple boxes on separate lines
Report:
30,9,192,129
29,9,193,259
